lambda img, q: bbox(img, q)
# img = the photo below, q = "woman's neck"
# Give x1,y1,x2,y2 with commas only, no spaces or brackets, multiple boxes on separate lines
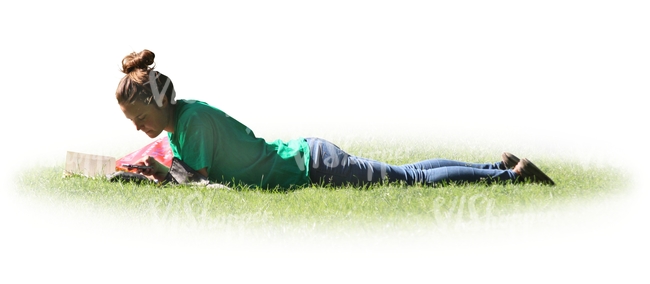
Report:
164,103,176,134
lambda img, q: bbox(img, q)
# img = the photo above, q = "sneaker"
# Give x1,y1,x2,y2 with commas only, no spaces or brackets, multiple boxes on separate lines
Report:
513,158,555,185
501,152,520,170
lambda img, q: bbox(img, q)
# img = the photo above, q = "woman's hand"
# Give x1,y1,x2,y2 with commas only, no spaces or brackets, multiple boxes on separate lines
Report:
134,156,169,182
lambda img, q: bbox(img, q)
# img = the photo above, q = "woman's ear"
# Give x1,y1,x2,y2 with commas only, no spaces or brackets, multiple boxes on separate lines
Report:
161,95,169,107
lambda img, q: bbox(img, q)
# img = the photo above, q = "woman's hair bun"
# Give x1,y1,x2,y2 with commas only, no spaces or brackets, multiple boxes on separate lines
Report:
121,49,155,74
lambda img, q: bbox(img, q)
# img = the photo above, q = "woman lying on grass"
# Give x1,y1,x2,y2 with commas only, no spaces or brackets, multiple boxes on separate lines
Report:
116,49,554,189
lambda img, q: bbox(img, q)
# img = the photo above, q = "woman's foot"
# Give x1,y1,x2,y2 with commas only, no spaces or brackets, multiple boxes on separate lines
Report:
513,158,555,185
500,152,520,169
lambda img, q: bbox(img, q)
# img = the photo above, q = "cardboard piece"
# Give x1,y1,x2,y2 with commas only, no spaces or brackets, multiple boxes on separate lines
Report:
65,151,116,177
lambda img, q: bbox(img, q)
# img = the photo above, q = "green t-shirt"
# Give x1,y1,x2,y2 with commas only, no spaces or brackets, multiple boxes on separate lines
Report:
167,100,311,189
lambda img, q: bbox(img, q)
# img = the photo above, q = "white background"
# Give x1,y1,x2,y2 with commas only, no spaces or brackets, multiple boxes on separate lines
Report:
1,1,648,283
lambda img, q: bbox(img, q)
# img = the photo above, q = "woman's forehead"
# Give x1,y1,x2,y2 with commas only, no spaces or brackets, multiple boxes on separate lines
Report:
120,101,151,119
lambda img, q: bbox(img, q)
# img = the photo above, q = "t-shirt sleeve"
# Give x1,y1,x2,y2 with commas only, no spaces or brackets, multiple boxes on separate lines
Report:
176,111,216,172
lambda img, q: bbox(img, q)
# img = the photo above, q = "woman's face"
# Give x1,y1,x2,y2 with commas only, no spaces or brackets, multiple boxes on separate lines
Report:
120,100,171,138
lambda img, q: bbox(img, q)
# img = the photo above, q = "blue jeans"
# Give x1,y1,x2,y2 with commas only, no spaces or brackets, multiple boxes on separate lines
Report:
306,138,517,187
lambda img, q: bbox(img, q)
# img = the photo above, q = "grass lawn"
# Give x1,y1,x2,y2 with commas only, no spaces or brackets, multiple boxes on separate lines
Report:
13,137,630,241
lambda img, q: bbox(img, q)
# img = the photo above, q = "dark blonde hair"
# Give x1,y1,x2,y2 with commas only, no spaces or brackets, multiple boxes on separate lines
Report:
116,49,176,106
